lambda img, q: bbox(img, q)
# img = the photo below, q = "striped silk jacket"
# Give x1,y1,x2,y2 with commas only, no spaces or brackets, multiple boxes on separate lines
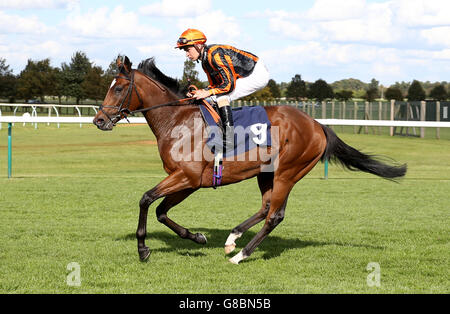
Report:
201,44,259,97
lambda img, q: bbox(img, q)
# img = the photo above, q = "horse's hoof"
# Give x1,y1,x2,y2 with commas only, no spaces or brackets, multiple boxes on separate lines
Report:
195,233,207,244
224,244,236,255
138,247,150,262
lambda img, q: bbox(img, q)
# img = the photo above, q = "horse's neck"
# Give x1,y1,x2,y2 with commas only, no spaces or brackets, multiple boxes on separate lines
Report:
142,94,196,141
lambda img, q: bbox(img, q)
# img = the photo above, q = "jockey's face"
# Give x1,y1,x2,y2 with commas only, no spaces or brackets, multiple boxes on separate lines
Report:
183,45,201,61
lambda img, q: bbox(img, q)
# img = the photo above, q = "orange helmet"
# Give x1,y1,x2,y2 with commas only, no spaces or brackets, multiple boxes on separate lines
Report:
175,29,207,49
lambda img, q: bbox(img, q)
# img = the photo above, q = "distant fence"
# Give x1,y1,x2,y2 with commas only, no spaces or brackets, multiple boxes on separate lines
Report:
0,103,99,129
2,100,450,138
231,100,450,139
1,115,449,178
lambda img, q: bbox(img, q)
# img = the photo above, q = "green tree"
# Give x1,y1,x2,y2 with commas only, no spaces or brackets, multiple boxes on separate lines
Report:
286,74,307,100
241,86,273,101
61,51,92,104
368,78,379,90
429,84,448,101
100,59,120,97
407,80,426,101
392,81,411,96
331,78,368,95
81,65,105,104
308,79,334,101
364,88,378,102
385,86,404,101
17,58,56,102
334,90,353,101
180,59,204,89
267,79,281,99
0,58,17,102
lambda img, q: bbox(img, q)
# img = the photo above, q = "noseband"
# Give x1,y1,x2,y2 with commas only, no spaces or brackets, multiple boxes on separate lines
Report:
99,69,143,128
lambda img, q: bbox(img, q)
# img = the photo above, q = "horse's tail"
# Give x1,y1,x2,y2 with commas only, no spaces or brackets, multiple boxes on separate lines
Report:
320,124,407,180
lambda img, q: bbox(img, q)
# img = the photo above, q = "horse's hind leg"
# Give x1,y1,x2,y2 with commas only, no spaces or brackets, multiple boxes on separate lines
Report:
224,172,273,255
229,180,291,264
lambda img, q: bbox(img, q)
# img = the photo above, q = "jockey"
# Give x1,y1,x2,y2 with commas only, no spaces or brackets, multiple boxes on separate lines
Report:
175,28,270,152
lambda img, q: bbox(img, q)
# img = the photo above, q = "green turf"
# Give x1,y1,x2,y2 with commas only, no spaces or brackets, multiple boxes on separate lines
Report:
0,123,448,293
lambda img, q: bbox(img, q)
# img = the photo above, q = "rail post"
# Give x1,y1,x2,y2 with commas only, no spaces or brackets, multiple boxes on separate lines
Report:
390,100,395,136
436,101,440,139
8,123,12,178
420,101,426,138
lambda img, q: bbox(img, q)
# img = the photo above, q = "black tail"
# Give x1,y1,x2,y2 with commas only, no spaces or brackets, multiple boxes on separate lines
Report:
320,125,407,180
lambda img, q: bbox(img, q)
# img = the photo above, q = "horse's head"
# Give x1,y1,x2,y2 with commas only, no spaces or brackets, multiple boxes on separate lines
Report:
93,56,143,131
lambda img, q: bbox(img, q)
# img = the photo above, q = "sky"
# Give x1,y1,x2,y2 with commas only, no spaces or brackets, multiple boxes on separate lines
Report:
1,0,450,86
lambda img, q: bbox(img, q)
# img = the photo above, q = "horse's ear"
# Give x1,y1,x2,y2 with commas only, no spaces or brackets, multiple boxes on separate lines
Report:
116,55,123,68
124,56,132,73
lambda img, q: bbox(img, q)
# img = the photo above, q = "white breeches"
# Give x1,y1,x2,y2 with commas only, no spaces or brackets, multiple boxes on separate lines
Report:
216,59,270,106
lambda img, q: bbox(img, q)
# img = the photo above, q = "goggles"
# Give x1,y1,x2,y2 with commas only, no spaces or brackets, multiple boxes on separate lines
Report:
177,37,205,46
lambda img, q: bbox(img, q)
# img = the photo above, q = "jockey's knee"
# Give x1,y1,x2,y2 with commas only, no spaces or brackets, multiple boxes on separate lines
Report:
217,96,231,108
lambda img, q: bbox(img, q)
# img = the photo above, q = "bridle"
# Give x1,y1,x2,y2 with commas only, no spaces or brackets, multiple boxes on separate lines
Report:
99,69,143,128
99,68,196,128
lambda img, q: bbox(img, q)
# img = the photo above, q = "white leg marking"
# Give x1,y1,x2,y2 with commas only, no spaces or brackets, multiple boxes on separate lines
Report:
225,232,242,246
224,232,242,255
229,250,248,265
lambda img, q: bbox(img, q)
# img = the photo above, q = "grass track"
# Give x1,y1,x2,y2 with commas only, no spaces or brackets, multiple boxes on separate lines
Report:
0,124,448,293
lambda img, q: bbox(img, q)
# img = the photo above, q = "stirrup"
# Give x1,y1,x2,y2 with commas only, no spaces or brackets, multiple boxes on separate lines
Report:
213,152,223,189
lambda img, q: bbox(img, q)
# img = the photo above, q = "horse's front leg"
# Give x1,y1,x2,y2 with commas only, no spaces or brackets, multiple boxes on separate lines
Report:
136,170,197,261
155,189,206,244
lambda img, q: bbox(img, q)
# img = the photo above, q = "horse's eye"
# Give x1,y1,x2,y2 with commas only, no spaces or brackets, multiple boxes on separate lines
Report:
115,86,123,93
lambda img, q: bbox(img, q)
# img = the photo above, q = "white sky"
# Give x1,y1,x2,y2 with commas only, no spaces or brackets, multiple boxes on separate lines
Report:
1,0,450,85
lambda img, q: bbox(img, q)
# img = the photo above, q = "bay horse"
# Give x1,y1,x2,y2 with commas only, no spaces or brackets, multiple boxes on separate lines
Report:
93,56,407,264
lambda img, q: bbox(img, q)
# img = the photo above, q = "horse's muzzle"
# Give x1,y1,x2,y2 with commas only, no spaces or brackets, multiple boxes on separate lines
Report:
93,117,114,131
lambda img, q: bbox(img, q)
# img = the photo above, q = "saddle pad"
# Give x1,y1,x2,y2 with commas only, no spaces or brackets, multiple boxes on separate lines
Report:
199,105,272,158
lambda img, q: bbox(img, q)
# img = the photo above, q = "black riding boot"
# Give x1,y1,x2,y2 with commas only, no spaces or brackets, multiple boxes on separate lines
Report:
218,105,234,153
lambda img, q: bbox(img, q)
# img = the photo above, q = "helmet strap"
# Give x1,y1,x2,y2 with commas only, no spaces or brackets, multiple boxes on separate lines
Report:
194,44,204,63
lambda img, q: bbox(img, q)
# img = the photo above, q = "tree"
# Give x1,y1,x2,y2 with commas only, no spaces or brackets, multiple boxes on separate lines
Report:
365,78,380,101
241,86,273,101
407,80,426,101
364,88,379,102
393,81,411,97
286,74,307,100
180,59,204,89
267,79,281,99
308,79,334,101
334,90,353,101
81,65,105,104
61,51,92,104
385,86,404,101
0,58,17,102
17,58,56,102
429,84,448,101
331,78,368,95
368,78,379,90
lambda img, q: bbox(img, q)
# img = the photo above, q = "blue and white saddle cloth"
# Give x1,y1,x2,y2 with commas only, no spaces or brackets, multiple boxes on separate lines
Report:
199,105,272,158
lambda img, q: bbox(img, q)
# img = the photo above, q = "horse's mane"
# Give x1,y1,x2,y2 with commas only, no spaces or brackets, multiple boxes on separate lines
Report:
137,57,186,98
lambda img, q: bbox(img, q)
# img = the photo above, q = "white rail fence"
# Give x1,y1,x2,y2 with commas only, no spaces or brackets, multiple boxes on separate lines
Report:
1,115,449,179
1,116,450,128
0,103,99,129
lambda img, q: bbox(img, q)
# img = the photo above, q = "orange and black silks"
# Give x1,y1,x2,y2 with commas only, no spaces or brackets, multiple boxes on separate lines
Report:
201,45,259,97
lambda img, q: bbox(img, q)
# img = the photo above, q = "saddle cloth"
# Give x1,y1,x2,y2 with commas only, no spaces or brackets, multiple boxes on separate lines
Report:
199,104,272,158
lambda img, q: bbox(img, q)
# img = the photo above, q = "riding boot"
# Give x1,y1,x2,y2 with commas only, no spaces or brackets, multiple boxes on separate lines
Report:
218,105,234,153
